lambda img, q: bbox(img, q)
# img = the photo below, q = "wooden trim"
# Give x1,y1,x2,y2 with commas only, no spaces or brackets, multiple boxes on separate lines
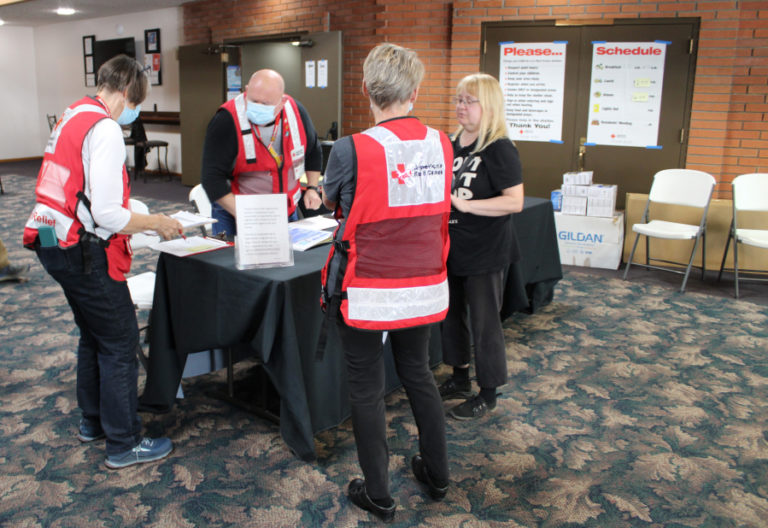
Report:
0,156,43,163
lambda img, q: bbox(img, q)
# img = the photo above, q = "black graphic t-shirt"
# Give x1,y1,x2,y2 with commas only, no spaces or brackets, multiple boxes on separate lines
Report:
448,135,523,276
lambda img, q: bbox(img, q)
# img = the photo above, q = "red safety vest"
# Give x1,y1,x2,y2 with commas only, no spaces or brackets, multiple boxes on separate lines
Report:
221,93,308,216
23,96,133,282
321,117,453,330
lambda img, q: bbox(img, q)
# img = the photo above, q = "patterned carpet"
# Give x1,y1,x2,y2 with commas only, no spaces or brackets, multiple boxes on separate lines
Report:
2,172,768,527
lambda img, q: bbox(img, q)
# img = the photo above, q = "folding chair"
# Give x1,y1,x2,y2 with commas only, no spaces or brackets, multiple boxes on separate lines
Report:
623,169,716,293
717,173,768,298
188,184,214,236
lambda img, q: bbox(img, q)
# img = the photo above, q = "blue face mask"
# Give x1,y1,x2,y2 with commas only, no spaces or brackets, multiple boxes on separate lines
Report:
117,104,141,125
246,101,277,126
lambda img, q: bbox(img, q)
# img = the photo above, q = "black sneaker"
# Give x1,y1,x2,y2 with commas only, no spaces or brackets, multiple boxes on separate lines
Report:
411,454,448,500
438,377,472,400
0,263,29,282
347,478,395,523
449,395,496,420
77,418,105,443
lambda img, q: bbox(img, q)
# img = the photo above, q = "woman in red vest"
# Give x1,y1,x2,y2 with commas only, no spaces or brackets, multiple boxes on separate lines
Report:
321,43,453,522
439,73,525,419
24,55,182,469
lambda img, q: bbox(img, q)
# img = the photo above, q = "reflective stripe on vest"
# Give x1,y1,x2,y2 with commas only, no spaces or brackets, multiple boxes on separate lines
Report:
346,280,449,324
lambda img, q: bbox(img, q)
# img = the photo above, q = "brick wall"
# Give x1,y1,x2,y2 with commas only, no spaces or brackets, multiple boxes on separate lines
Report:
183,0,768,196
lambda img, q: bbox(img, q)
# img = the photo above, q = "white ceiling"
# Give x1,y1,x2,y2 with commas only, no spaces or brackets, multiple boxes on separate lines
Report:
0,0,188,27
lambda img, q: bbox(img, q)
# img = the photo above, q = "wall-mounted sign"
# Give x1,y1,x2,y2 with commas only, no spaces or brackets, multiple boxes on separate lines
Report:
586,41,668,148
499,41,567,143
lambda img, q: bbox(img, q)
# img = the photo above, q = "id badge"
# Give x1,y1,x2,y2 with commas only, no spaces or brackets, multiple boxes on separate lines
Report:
293,187,302,206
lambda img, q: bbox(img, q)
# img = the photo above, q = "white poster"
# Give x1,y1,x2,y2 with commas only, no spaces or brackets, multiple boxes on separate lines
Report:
586,41,667,148
499,41,567,143
234,194,293,269
305,60,316,88
317,59,328,88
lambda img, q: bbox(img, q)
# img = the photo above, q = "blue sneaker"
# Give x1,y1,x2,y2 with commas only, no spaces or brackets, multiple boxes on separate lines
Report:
105,437,173,469
77,418,105,443
0,263,29,282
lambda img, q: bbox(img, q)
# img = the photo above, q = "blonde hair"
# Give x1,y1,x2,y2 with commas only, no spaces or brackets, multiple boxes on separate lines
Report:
454,73,509,153
363,43,424,110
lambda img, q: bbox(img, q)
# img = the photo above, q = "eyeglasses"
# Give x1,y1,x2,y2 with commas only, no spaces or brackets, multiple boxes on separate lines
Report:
452,96,480,107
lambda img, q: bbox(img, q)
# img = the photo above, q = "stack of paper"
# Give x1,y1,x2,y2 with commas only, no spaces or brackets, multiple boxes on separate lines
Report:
288,215,337,251
150,236,231,257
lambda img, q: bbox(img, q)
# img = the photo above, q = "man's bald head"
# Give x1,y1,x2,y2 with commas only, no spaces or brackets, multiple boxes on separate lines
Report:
246,69,285,106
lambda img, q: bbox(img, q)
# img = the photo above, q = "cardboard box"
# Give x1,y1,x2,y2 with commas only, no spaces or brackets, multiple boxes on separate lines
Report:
561,195,587,215
555,212,625,269
563,170,594,186
587,184,617,217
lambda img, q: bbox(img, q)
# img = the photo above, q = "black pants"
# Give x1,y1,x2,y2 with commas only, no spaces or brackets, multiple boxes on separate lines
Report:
441,270,508,389
336,320,448,500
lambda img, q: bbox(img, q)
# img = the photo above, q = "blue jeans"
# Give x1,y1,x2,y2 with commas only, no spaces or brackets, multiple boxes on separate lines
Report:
36,240,142,455
212,201,298,237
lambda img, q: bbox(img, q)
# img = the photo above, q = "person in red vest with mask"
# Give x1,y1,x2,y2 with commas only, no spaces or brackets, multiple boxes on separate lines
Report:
321,43,452,522
23,55,182,469
201,69,323,237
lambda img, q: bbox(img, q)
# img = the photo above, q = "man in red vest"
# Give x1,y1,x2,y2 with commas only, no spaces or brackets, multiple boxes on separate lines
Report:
23,55,182,469
201,69,323,236
321,43,452,522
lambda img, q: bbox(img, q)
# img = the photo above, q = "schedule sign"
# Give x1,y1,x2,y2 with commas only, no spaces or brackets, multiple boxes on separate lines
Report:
586,42,667,148
499,42,567,143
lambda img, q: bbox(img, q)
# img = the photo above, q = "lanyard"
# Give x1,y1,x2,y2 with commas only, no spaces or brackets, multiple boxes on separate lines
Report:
253,118,283,168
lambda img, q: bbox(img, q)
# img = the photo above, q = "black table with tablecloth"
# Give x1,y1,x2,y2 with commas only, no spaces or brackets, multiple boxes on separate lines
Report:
138,196,562,460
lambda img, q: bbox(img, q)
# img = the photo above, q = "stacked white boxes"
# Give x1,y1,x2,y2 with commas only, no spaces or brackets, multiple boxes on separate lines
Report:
586,184,617,217
554,171,623,269
557,171,617,218
559,171,592,216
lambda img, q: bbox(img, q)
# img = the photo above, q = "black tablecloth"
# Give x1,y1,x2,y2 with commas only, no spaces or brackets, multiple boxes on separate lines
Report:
138,196,562,460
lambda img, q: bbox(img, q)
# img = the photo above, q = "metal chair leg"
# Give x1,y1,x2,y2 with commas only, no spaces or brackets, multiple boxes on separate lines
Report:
680,235,701,293
734,236,740,299
623,233,641,280
718,227,733,282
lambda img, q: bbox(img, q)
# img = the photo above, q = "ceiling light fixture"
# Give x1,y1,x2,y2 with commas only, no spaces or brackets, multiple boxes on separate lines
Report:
56,7,76,16
0,18,5,26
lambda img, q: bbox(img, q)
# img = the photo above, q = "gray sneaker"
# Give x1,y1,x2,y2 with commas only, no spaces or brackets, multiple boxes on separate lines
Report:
105,437,173,469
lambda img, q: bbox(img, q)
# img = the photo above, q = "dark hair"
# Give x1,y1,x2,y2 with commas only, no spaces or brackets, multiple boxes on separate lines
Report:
96,54,148,105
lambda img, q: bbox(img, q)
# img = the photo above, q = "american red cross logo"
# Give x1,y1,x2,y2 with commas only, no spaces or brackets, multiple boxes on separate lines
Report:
391,163,411,184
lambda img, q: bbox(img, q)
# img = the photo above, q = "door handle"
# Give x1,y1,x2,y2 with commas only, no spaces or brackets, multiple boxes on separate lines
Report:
578,144,586,171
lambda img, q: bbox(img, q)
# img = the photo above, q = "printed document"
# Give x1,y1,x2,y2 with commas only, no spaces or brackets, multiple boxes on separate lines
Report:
234,194,293,269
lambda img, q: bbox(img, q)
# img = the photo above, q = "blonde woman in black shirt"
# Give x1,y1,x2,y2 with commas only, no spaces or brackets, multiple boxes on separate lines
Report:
440,73,525,420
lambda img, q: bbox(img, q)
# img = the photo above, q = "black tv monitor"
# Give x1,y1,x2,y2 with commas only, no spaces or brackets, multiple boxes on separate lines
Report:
93,37,136,77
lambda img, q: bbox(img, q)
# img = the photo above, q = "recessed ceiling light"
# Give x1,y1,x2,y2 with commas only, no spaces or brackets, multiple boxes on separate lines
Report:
56,7,76,16
0,19,5,26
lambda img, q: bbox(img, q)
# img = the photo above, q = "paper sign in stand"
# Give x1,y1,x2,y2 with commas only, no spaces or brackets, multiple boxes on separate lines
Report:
234,194,294,269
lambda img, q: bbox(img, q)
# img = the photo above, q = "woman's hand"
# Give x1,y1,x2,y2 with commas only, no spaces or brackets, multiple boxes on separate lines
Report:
450,194,471,213
153,214,184,241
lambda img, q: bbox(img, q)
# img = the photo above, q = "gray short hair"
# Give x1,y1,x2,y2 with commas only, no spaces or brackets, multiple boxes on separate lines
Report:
96,54,148,105
363,43,424,110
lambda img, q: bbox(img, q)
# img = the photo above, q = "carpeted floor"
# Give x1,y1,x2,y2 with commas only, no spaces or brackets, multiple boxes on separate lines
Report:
2,168,768,527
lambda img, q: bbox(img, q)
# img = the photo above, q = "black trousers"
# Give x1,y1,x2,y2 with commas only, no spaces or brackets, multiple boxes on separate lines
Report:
441,270,508,389
336,320,448,500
